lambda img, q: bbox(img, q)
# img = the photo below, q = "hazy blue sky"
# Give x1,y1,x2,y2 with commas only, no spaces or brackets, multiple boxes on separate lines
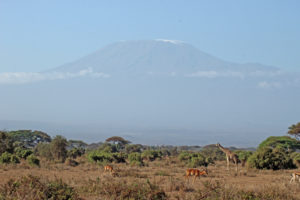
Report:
0,0,299,72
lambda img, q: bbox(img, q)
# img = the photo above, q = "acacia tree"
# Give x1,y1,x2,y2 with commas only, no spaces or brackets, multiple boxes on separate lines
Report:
105,136,131,151
288,122,300,140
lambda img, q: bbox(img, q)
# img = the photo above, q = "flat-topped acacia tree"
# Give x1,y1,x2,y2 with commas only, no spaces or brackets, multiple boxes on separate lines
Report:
288,122,300,140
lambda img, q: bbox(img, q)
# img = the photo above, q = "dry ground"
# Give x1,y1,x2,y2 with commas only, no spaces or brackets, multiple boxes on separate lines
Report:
0,158,300,199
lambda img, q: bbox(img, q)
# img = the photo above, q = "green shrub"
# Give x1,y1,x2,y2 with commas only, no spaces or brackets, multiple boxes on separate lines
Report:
0,152,20,164
27,155,40,166
67,148,84,159
15,148,33,159
128,152,144,166
34,143,53,160
290,152,300,166
234,150,253,166
178,151,210,167
247,147,296,170
87,151,114,164
141,150,162,161
258,136,300,151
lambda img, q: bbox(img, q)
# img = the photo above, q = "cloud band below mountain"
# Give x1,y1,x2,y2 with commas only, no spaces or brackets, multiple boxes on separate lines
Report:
0,68,110,84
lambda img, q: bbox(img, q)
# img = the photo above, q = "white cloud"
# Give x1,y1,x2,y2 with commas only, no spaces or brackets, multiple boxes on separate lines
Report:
155,39,184,44
257,81,282,89
186,70,244,79
0,68,110,84
249,70,283,77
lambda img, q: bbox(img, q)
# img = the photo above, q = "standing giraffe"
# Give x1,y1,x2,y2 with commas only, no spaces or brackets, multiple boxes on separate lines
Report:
216,143,239,172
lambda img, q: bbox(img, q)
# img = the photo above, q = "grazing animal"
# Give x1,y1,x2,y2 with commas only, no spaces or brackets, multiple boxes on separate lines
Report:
216,143,239,172
185,168,208,183
290,172,300,183
104,165,114,173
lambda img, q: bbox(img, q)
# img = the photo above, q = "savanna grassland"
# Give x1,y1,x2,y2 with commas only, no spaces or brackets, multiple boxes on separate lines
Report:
0,157,299,200
1,130,300,199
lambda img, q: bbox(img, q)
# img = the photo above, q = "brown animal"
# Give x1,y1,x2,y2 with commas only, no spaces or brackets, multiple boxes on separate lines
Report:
104,165,114,173
185,168,208,183
290,172,300,183
216,143,239,172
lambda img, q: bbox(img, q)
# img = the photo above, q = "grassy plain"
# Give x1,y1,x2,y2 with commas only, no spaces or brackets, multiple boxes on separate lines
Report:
0,157,299,200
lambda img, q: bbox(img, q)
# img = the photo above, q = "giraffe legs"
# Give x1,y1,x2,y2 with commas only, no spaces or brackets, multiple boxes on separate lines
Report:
226,156,230,171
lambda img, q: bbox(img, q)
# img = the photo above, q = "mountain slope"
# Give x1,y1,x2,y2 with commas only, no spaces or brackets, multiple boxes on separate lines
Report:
52,40,278,75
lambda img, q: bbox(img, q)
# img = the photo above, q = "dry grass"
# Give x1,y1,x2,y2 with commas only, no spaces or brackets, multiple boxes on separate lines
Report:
0,158,299,199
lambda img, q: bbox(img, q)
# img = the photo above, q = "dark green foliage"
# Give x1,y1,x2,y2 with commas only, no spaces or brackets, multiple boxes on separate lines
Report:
7,130,51,148
67,148,85,159
15,147,33,159
258,136,300,151
0,175,80,200
288,122,300,140
178,151,210,167
27,154,40,166
0,152,20,164
124,144,144,154
87,150,127,164
97,143,117,153
290,152,300,166
87,151,114,164
50,135,68,162
34,135,68,162
247,147,296,170
141,150,163,161
0,131,14,154
128,152,144,166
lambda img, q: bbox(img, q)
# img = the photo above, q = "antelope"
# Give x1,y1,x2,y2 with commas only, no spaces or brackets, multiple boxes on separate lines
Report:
290,172,300,183
104,165,114,173
185,168,208,183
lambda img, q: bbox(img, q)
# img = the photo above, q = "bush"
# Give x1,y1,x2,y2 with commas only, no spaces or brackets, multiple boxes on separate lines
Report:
178,151,210,167
290,152,300,166
50,135,68,162
141,150,162,161
0,131,14,154
34,143,53,160
247,147,296,170
15,148,33,159
0,152,20,164
27,155,40,166
258,136,300,151
87,151,114,164
0,175,80,200
128,152,144,166
67,148,84,159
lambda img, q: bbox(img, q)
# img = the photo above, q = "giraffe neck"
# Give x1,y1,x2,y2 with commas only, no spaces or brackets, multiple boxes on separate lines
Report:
218,145,230,155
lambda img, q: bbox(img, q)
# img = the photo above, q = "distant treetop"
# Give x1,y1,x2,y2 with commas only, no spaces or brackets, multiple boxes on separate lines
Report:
105,136,131,145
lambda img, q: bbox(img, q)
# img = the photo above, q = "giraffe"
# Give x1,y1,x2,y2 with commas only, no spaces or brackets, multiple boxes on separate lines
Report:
216,143,239,172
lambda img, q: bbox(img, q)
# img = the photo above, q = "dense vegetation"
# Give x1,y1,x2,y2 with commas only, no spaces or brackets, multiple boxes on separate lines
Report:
0,123,300,199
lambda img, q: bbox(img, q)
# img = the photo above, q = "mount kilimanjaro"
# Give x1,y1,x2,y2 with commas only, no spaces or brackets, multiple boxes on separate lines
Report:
1,40,299,147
